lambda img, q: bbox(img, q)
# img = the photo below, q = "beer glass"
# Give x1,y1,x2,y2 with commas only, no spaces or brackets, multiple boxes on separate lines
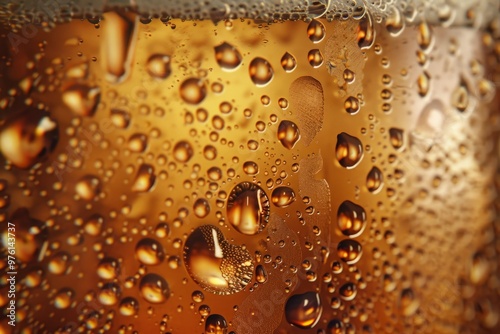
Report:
0,0,499,333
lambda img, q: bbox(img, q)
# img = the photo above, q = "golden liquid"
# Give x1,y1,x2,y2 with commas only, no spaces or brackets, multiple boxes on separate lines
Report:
0,10,499,334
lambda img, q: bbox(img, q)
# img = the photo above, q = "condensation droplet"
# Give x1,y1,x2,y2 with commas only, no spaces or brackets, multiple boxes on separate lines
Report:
140,273,170,304
180,78,207,104
135,238,165,265
184,225,253,295
337,200,366,238
227,182,270,235
385,7,405,36
75,175,101,200
119,297,139,316
417,22,433,50
357,12,376,49
277,120,301,149
110,109,131,128
308,49,323,67
336,132,363,168
128,133,148,152
285,291,322,329
400,288,420,316
271,186,296,208
132,164,156,192
62,84,101,116
339,282,357,301
344,96,360,114
366,166,383,193
243,161,259,175
173,140,194,162
214,42,242,70
205,314,228,334
194,198,211,218
417,71,431,97
389,128,405,150
249,57,274,86
98,283,121,306
281,52,297,72
97,257,120,279
255,264,268,283
54,288,74,309
337,239,363,265
146,54,171,79
307,19,326,43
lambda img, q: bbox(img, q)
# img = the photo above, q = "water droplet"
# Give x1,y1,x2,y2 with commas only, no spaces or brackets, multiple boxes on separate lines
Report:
339,282,357,301
98,282,121,306
180,78,207,104
335,132,363,168
205,314,228,334
227,182,270,235
308,49,323,67
249,57,273,86
203,145,218,160
173,140,194,162
119,297,139,316
285,291,322,329
84,214,104,236
389,128,404,149
337,200,366,238
255,264,268,283
281,52,297,72
214,42,242,70
243,161,259,175
54,288,74,309
417,71,430,97
183,225,253,294
110,108,131,128
277,120,301,149
307,20,326,43
136,238,165,265
337,239,363,265
470,252,490,285
97,257,120,279
357,12,376,49
400,288,419,316
140,273,170,304
194,198,211,218
417,22,433,50
128,133,148,152
366,166,383,193
344,96,360,114
271,186,296,208
146,54,171,79
385,7,405,36
62,84,101,116
75,175,101,200
0,110,59,169
192,290,205,303
451,80,471,112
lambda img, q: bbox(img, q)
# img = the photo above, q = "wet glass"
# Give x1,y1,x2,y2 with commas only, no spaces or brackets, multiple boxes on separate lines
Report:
0,0,499,333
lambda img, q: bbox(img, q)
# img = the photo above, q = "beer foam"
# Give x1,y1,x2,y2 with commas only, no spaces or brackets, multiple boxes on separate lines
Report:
0,0,499,31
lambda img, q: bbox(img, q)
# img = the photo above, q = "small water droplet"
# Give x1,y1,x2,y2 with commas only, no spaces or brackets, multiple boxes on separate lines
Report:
417,71,431,97
336,132,363,168
97,257,120,279
75,175,101,200
344,96,360,114
205,314,228,334
98,283,121,306
308,49,323,68
119,297,139,316
54,288,74,309
277,120,301,149
389,128,405,149
194,198,211,218
255,264,268,283
366,166,383,193
128,133,148,152
243,161,259,175
62,84,101,116
146,54,171,79
339,282,357,301
400,288,419,316
337,239,363,265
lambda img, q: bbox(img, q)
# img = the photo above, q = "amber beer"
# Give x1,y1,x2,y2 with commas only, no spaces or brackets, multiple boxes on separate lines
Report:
0,0,500,333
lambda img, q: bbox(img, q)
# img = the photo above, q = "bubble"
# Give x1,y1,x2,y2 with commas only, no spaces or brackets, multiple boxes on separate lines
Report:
277,120,301,149
366,166,383,193
194,198,211,218
249,57,274,86
98,283,121,306
255,264,268,283
146,54,171,79
110,108,131,128
180,78,207,104
388,128,404,150
337,200,366,238
243,161,259,175
337,239,363,265
140,273,170,304
0,110,59,169
281,52,297,72
285,291,322,329
192,290,205,303
227,182,270,235
271,186,296,208
75,175,101,200
214,42,243,70
132,164,156,192
135,238,165,265
183,225,253,294
400,288,419,316
54,288,74,309
128,133,148,152
308,49,323,67
205,314,228,334
344,96,360,114
97,257,120,279
307,19,326,43
173,140,194,162
119,297,139,316
335,132,363,168
339,282,357,301
62,84,101,116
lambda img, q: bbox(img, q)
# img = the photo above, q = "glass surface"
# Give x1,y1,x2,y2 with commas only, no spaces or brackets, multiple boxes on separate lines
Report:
0,1,499,333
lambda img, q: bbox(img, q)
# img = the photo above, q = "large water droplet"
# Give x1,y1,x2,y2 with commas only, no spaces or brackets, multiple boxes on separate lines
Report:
183,225,253,295
357,12,376,49
337,239,363,265
140,273,170,304
128,133,148,152
132,164,156,192
249,57,273,86
214,42,242,70
337,200,366,238
180,78,207,104
271,186,296,208
285,291,322,329
307,19,326,43
98,283,121,306
385,7,405,36
0,110,59,169
135,238,165,265
277,120,300,149
97,257,120,279
335,132,363,168
227,182,270,235
119,297,139,316
205,314,228,334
